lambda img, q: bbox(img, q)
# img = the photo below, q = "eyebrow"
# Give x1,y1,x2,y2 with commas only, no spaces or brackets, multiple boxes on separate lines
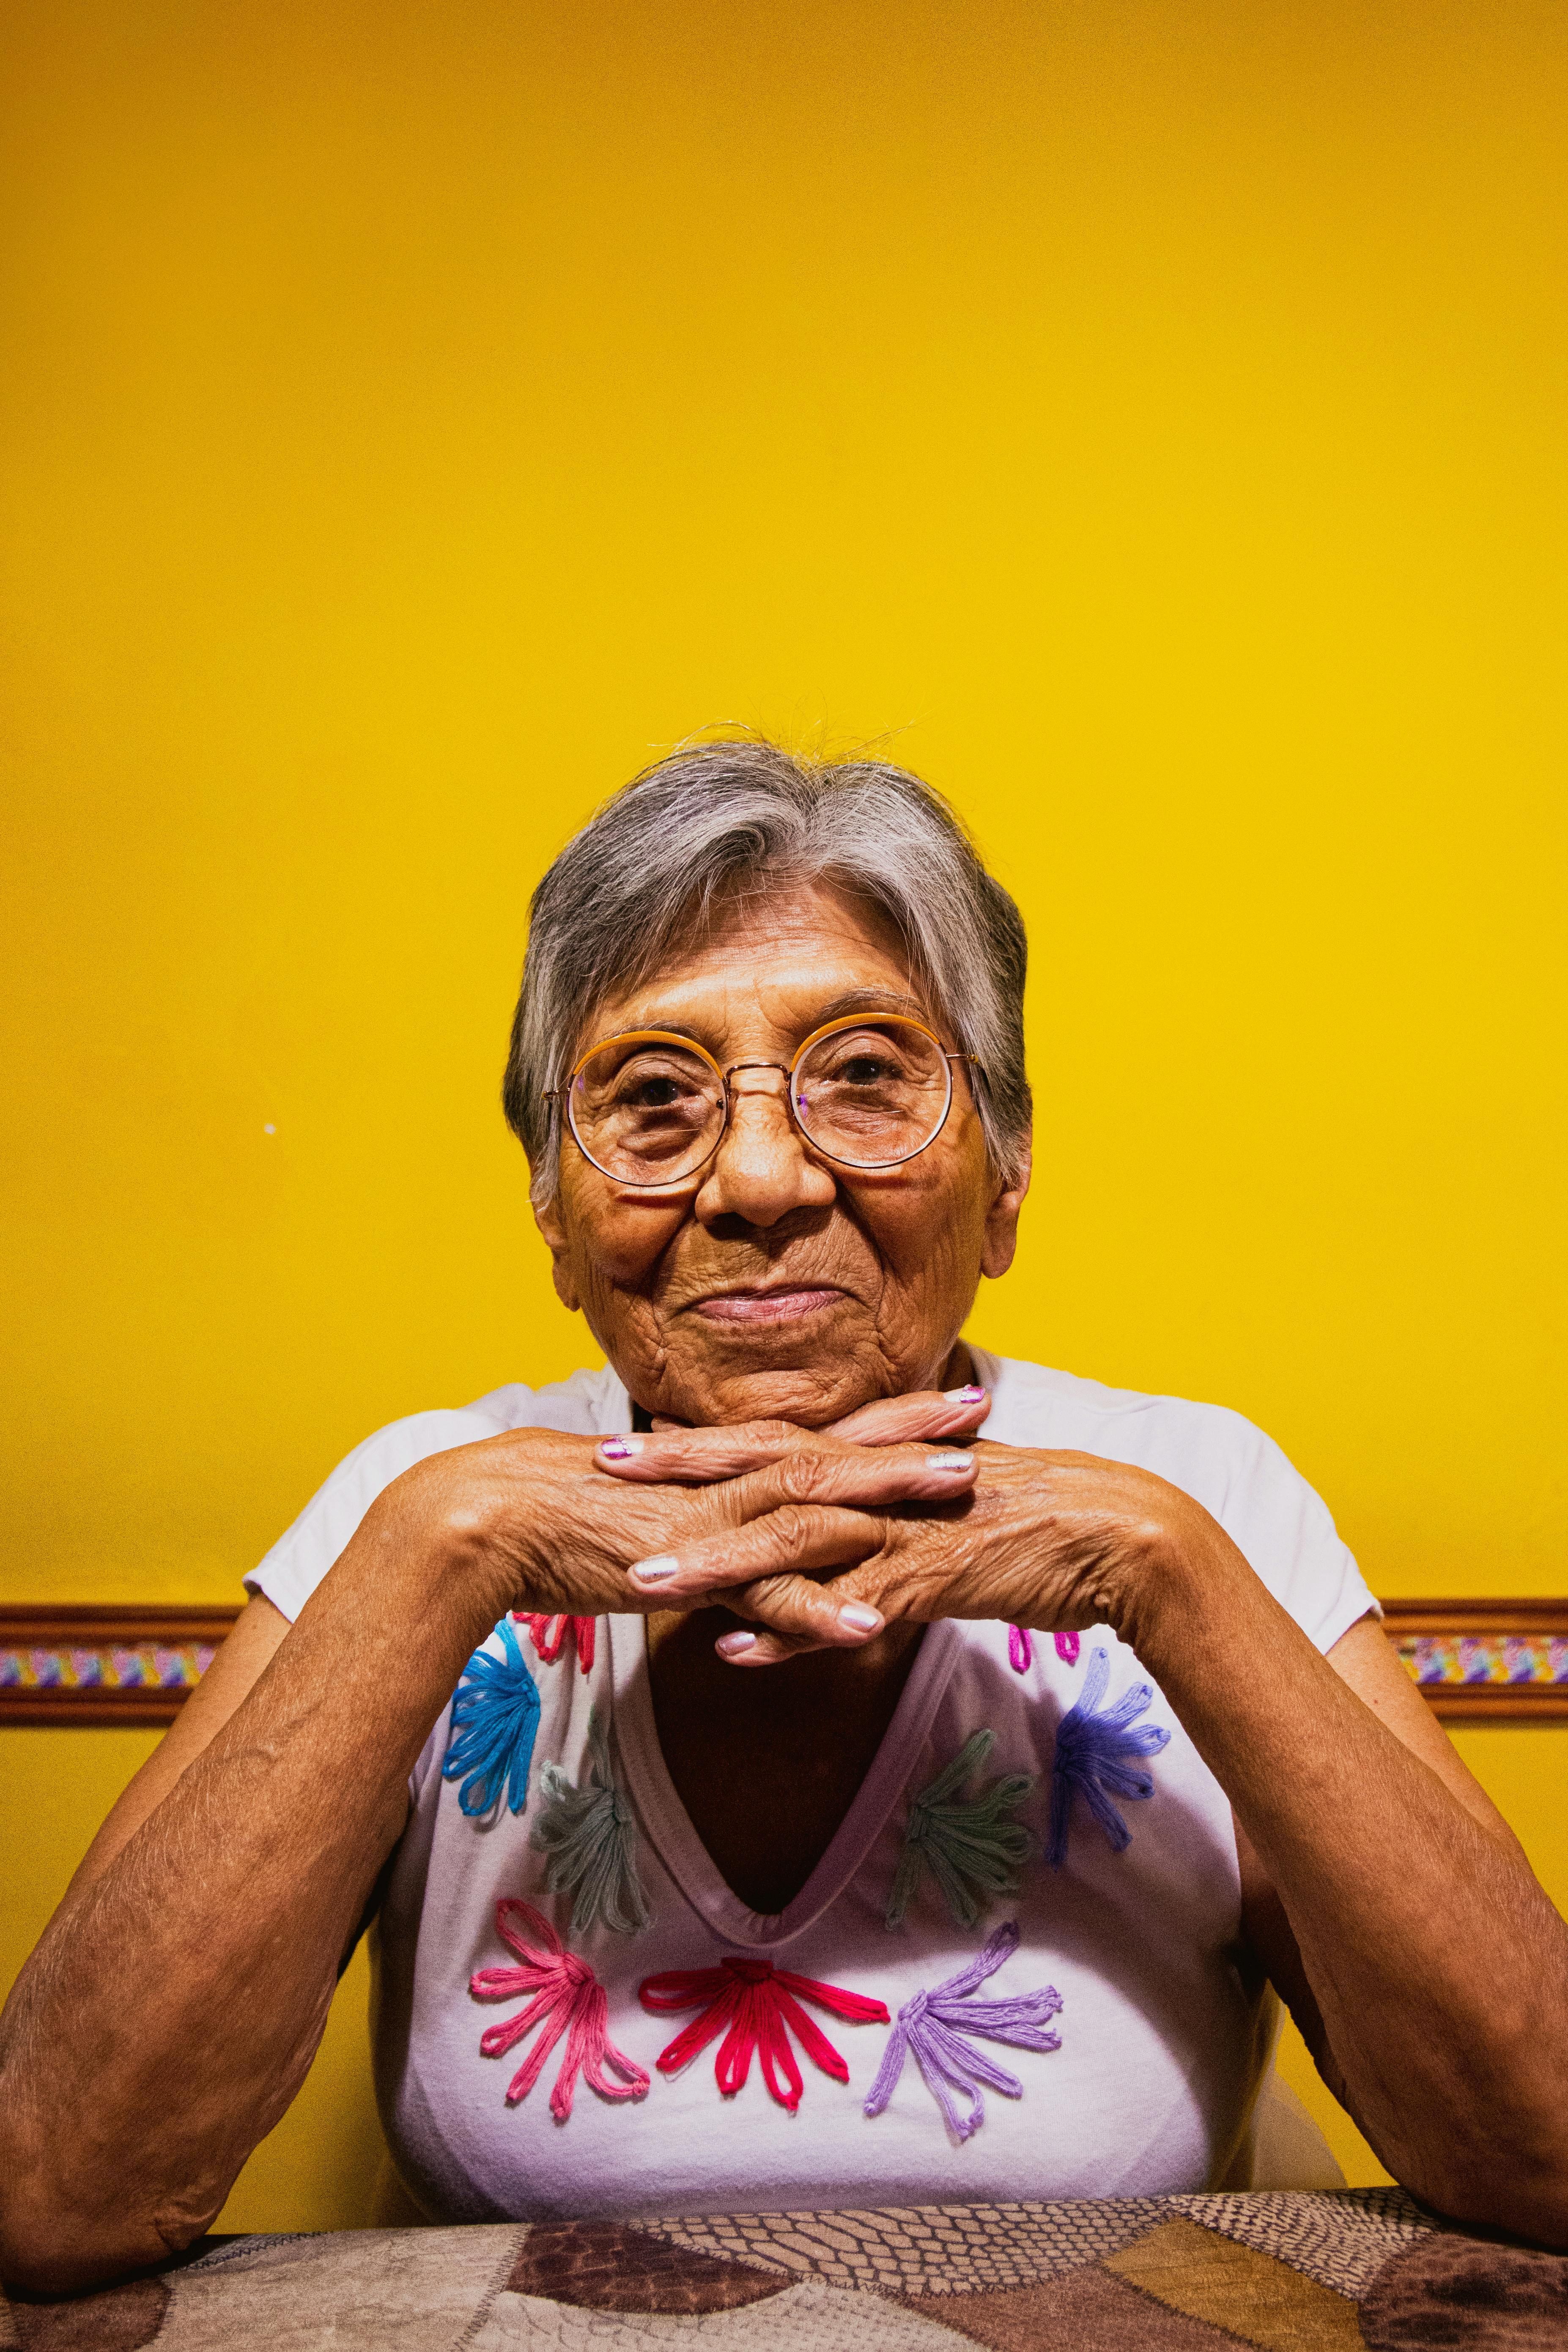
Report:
625,989,932,1053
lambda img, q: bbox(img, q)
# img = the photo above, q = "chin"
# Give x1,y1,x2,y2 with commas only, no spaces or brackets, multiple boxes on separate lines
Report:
672,1359,880,1429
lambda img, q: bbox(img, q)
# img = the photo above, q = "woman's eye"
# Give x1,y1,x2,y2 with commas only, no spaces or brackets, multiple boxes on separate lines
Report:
623,1076,685,1110
837,1056,893,1086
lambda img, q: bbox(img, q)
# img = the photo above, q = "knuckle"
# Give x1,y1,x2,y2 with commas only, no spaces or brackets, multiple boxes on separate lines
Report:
776,1452,828,1505
737,1576,817,1638
765,1506,817,1567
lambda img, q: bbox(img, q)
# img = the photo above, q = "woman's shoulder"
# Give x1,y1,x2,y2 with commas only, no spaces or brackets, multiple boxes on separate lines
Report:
975,1346,1281,1470
973,1350,1374,1653
244,1364,628,1623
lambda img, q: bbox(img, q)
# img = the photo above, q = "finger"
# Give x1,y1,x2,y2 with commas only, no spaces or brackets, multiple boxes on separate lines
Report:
712,1568,890,1657
626,1502,889,1607
717,1558,910,1667
598,1432,978,1508
720,1444,978,1526
827,1384,990,1447
596,1417,830,1482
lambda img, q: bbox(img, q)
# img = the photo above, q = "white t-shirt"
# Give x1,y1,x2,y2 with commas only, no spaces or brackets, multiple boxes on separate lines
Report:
246,1350,1375,2220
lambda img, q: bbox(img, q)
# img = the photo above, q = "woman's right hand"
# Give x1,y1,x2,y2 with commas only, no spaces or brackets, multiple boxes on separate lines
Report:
373,1387,992,1650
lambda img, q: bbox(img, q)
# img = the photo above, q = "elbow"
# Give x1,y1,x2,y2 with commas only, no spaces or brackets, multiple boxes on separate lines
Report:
0,2212,202,2303
1406,2138,1568,2255
0,2153,215,2300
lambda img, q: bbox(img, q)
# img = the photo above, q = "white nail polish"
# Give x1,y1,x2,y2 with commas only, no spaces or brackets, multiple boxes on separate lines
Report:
838,1602,882,1632
630,1554,680,1584
944,1384,987,1403
716,1630,757,1658
600,1434,643,1458
928,1450,974,1471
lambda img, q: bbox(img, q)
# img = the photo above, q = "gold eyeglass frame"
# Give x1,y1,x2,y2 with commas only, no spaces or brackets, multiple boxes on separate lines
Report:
547,1012,984,1189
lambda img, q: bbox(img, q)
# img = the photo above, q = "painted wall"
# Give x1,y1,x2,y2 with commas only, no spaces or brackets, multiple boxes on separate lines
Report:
2,0,1563,2214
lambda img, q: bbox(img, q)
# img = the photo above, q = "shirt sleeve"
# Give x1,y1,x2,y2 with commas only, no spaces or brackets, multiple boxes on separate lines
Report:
1212,1419,1379,1658
244,1407,501,1623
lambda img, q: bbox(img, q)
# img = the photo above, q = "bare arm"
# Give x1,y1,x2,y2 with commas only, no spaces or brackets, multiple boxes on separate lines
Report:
1111,1554,1568,2241
1234,1612,1545,2155
67,1593,294,1895
0,1515,498,2294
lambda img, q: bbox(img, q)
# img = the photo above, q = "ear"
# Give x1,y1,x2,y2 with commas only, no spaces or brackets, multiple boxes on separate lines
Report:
532,1191,583,1313
980,1135,1031,1280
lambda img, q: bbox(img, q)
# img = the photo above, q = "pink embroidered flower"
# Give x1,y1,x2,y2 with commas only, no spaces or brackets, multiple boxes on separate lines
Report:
517,1613,598,1674
471,1899,649,2119
639,1956,889,2112
1008,1627,1080,1672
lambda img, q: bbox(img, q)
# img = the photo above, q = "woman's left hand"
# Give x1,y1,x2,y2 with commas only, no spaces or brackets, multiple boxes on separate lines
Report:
594,1403,1232,1662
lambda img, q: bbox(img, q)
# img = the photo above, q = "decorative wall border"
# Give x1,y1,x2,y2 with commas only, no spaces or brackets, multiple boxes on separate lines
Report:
0,1607,239,1726
2,1599,1567,1725
1382,1598,1568,1721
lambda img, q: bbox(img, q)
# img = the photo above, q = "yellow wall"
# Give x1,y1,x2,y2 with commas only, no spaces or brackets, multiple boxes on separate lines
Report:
2,0,1563,2217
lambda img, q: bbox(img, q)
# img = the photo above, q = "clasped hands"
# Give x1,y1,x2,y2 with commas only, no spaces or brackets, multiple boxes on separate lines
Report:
439,1384,1203,1667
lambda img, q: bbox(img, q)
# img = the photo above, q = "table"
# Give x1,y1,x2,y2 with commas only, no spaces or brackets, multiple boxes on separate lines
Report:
5,2189,1565,2349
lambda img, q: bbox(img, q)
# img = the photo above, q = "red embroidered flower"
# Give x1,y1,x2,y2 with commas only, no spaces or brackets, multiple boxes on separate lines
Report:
516,1613,597,1674
471,1898,649,2119
639,1956,889,2112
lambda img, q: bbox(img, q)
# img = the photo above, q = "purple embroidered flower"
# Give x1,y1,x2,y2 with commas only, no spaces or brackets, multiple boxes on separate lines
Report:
863,1919,1062,2141
1046,1645,1169,1866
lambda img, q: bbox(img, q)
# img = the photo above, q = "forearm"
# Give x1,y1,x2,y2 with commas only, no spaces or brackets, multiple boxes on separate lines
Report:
0,1511,508,2293
1118,1536,1568,2239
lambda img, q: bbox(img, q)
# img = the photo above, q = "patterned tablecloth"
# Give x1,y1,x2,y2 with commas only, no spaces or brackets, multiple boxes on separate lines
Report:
5,2190,1566,2350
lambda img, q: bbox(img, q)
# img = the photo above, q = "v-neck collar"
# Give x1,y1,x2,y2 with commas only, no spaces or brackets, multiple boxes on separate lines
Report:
607,1610,962,1950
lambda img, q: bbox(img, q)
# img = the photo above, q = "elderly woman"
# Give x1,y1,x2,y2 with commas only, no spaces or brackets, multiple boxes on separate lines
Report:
3,740,1567,2292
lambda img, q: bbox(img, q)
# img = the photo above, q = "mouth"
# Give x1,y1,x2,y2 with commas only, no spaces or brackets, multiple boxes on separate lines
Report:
688,1285,846,1327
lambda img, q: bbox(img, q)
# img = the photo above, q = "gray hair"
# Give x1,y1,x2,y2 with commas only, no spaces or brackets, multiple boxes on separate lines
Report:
504,738,1031,1204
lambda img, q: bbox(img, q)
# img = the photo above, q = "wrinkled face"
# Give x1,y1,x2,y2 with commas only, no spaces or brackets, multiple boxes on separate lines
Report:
533,881,1030,1427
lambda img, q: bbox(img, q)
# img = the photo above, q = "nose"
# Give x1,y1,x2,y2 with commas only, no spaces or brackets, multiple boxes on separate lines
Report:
693,1067,836,1229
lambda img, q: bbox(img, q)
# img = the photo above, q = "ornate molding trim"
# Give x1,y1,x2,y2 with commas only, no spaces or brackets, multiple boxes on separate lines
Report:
3,1599,1567,1724
1382,1597,1568,1721
0,1606,239,1725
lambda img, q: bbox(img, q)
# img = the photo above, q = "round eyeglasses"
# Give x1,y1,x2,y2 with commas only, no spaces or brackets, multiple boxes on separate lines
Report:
549,1014,982,1189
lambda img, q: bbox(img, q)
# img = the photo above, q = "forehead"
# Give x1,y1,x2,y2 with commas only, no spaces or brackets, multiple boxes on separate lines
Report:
580,879,935,1053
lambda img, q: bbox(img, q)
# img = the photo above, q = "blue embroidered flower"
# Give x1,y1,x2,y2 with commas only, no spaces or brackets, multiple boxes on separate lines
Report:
442,1617,542,1819
1046,1645,1169,1866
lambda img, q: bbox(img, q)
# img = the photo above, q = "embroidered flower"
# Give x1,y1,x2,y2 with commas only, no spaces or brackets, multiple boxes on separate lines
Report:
442,1617,541,1818
1008,1626,1080,1672
518,1613,597,1674
885,1728,1034,1930
531,1709,651,1936
1047,1644,1169,1865
471,1898,649,2118
864,1919,1063,2139
639,1957,889,2112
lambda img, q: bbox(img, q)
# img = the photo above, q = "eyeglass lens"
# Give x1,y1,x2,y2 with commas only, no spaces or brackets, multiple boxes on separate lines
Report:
567,1018,952,1184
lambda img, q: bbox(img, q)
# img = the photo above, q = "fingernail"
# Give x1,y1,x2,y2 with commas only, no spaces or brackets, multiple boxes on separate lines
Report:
837,1602,883,1633
716,1630,757,1658
928,1450,974,1471
629,1554,680,1585
600,1435,642,1459
944,1384,987,1404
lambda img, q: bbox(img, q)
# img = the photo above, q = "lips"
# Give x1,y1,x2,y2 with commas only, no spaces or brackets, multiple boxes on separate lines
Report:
690,1286,845,1326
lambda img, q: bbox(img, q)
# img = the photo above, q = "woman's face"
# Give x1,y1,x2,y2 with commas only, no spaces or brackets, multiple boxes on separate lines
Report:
533,881,1031,1428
